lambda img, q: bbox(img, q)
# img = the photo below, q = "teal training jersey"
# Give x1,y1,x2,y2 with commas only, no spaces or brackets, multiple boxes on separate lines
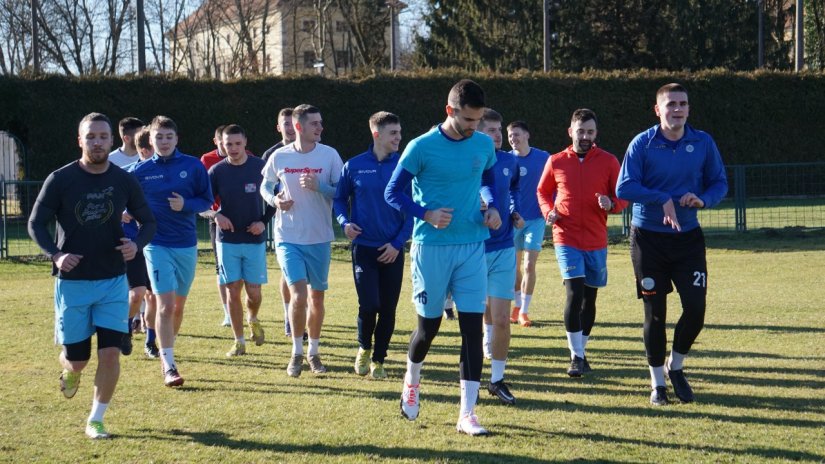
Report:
399,126,496,245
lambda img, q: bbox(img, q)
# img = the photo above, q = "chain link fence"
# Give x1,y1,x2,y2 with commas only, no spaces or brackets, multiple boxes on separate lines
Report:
4,162,825,259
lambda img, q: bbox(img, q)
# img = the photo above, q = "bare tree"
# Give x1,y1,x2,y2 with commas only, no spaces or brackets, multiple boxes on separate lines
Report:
0,0,33,75
334,0,389,69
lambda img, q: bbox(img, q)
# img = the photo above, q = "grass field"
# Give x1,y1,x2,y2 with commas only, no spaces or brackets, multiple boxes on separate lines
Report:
1,231,824,463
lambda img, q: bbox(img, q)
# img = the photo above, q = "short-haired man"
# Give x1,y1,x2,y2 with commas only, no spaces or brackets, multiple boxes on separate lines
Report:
333,111,412,379
28,113,156,439
262,108,296,162
261,107,298,337
132,116,214,387
537,109,627,377
477,108,524,405
201,125,232,327
109,117,145,168
261,104,343,377
507,121,550,327
208,124,275,357
386,79,502,435
616,83,728,405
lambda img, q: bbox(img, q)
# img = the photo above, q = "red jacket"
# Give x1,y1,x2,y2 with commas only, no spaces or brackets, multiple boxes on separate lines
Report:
537,145,628,250
200,149,225,210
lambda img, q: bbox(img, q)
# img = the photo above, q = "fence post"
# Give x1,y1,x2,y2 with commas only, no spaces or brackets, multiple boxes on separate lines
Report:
734,166,747,232
1,179,6,259
622,206,632,237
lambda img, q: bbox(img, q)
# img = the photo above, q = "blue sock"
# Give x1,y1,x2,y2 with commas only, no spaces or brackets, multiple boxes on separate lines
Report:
146,328,156,345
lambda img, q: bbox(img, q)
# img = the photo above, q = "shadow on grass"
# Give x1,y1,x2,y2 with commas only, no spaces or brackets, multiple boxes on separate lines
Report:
594,320,825,334
705,228,825,253
131,428,592,463
549,429,825,462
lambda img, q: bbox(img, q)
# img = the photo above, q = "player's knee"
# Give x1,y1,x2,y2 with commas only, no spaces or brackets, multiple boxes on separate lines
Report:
97,346,121,368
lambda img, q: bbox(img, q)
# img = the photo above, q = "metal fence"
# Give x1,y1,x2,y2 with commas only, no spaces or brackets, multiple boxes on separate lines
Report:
3,162,825,259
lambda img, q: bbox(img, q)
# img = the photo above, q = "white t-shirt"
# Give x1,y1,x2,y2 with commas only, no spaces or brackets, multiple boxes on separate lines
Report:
262,142,343,245
108,148,140,168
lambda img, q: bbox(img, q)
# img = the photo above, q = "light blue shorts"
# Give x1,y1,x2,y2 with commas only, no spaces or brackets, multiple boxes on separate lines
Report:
143,244,198,296
217,242,268,285
486,247,516,300
514,218,547,251
411,242,487,318
276,242,331,291
54,275,129,345
555,245,608,287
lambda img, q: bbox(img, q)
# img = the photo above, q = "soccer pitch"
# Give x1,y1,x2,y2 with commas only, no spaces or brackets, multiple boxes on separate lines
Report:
0,233,823,463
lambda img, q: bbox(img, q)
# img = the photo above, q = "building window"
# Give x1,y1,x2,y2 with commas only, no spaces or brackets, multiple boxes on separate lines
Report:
304,51,315,69
336,21,347,33
302,20,316,32
336,51,349,68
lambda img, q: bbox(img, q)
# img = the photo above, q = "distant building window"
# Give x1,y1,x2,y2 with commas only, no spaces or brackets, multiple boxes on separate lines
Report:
336,21,347,33
302,20,316,32
304,51,315,69
336,51,349,68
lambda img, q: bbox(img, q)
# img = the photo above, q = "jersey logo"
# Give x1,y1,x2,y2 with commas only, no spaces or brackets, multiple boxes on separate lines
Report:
179,171,188,178
244,183,257,193
503,168,510,177
686,144,695,153
285,167,323,174
74,186,115,225
357,169,377,174
520,166,527,177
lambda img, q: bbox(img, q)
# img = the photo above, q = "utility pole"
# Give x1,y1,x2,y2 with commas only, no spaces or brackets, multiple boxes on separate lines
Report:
758,0,764,68
31,0,40,73
795,0,804,71
137,0,146,73
386,0,407,70
543,0,551,71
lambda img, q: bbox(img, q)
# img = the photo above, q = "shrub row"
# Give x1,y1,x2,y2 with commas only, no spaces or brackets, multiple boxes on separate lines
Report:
1,70,823,180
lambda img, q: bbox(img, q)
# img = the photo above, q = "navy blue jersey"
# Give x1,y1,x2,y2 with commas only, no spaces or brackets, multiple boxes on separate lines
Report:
333,146,412,250
209,156,275,244
482,150,520,253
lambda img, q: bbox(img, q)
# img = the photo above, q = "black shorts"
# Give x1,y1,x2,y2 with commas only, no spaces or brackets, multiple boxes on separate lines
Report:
126,250,151,291
629,226,707,299
209,220,220,274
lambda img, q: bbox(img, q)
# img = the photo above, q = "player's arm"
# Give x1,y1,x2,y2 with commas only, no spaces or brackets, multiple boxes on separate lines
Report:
126,178,157,250
697,138,728,209
536,158,558,220
333,164,353,228
179,164,215,213
615,140,670,205
606,158,629,213
384,166,427,220
480,167,501,229
27,172,62,259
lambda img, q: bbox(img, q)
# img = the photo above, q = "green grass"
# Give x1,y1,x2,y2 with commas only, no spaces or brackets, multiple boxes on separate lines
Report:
0,234,824,463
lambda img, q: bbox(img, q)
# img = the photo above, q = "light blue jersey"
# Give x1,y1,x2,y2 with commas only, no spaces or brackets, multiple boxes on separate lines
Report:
398,126,496,245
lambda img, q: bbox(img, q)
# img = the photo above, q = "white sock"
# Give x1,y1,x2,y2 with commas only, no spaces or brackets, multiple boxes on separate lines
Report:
514,291,522,308
483,324,493,341
649,365,666,388
582,334,590,354
405,358,423,385
308,338,320,356
222,303,230,318
443,296,454,310
235,335,246,344
460,380,480,416
292,337,304,356
669,350,686,370
160,347,175,371
88,400,109,423
521,294,532,314
490,359,506,383
566,331,584,359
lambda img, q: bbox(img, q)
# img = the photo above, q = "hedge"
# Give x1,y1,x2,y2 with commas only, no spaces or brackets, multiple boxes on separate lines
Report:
1,69,823,181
